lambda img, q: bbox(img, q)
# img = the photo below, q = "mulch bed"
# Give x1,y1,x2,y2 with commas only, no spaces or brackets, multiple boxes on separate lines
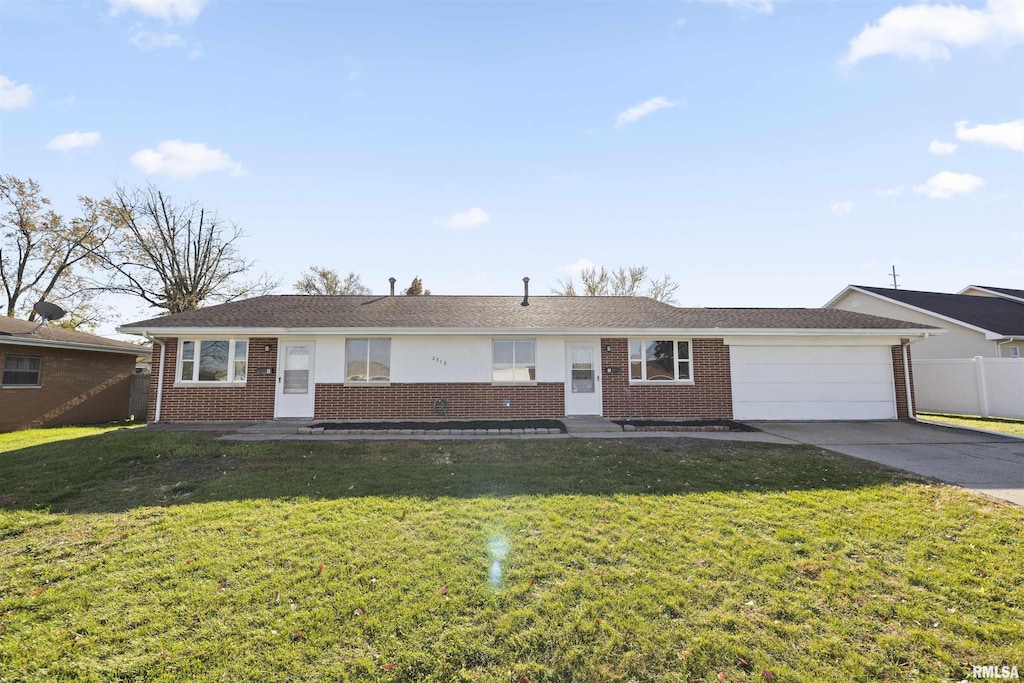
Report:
310,419,567,433
611,419,759,432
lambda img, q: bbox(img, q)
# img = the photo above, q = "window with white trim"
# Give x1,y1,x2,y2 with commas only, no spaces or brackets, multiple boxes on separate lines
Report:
346,338,391,382
492,339,536,383
629,340,692,382
3,355,42,387
1010,346,1020,358
178,339,248,383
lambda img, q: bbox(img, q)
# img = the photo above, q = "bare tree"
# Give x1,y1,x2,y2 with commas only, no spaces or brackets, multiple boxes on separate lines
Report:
553,264,679,304
0,176,114,328
102,184,278,314
294,266,371,295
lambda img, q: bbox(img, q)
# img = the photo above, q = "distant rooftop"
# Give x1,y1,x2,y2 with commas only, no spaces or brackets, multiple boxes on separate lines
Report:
853,286,1024,337
0,317,145,354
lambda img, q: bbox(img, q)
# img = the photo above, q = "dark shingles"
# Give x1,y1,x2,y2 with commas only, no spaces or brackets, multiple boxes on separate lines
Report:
856,286,1024,336
120,295,938,332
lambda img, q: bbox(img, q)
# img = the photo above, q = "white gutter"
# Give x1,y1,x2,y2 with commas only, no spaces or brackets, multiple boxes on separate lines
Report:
142,332,165,423
0,336,142,356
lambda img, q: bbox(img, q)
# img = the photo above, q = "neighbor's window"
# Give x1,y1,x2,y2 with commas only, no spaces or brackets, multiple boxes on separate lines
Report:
179,340,248,383
346,338,391,382
492,339,536,382
629,340,691,382
2,355,42,387
1010,346,1020,358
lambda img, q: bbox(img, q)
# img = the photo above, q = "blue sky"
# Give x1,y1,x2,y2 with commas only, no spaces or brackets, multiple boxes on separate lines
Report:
1,0,1022,331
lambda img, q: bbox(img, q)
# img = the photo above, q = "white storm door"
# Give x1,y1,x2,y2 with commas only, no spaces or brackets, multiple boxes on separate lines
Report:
276,340,316,418
565,342,602,416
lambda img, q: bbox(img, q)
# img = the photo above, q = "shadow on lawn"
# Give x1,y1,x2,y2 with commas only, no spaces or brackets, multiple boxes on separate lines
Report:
0,429,915,514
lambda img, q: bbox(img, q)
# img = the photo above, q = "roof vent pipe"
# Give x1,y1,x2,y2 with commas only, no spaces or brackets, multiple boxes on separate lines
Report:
521,277,530,306
389,277,396,296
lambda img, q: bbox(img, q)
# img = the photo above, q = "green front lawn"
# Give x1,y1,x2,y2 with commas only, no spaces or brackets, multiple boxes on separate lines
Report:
1,428,1021,682
918,412,1024,438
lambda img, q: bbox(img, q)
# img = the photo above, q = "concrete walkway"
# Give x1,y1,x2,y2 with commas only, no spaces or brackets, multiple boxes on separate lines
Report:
753,421,1024,506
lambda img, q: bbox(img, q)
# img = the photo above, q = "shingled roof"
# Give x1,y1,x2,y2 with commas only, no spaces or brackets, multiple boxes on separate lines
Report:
0,317,145,354
966,285,1024,303
853,286,1024,337
119,295,937,333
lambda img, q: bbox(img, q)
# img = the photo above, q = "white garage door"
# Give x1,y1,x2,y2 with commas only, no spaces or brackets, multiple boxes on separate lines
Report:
731,345,896,420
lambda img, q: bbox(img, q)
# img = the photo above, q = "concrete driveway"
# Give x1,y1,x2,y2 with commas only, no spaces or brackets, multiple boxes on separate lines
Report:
752,421,1024,506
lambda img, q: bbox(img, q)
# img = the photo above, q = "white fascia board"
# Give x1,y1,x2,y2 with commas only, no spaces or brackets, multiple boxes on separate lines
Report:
0,336,144,356
837,286,996,337
822,285,856,308
119,325,940,338
958,285,1024,304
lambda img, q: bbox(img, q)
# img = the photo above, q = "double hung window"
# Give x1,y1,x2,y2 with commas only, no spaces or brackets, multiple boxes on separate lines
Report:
628,340,692,382
179,340,248,383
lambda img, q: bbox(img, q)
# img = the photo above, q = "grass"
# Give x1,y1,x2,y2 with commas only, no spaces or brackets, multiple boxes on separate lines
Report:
1,428,1021,682
918,412,1024,438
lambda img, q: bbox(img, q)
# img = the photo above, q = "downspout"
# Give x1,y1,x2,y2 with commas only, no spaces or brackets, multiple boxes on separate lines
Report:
142,332,166,423
996,339,1017,357
902,333,929,420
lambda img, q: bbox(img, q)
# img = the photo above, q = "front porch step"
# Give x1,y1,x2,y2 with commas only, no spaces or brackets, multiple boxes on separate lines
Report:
561,417,624,434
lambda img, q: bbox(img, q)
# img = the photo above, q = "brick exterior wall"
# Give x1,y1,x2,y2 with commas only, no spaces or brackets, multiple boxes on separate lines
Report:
891,343,916,420
150,337,277,422
600,338,733,420
0,344,135,432
314,382,564,420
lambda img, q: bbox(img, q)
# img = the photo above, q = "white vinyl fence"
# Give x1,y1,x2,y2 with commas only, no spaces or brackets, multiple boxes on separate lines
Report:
914,357,1024,419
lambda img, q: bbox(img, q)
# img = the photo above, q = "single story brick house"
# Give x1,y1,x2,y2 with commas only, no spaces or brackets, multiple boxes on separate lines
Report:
0,317,143,432
119,287,940,423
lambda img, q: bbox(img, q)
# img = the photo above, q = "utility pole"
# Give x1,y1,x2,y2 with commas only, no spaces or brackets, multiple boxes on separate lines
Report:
890,265,900,289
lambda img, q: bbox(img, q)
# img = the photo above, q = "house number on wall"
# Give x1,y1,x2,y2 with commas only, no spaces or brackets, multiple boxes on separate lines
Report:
431,356,447,366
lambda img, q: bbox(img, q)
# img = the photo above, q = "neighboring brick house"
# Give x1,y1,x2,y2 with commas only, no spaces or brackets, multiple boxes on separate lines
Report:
119,283,937,423
0,317,143,432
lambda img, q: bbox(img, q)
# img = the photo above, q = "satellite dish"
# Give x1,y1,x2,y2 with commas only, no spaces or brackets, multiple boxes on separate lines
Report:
33,301,67,322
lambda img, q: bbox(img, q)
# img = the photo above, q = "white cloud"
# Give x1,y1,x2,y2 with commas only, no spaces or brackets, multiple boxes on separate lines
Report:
674,18,687,27
928,139,958,155
440,207,491,230
109,0,206,23
563,257,595,276
46,131,101,152
914,171,985,199
843,0,1024,66
130,140,244,179
615,96,679,129
710,0,775,14
831,201,854,215
129,30,187,50
955,119,1024,152
873,185,905,197
0,75,33,110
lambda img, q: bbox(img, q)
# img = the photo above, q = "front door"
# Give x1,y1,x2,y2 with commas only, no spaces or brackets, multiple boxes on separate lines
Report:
565,341,602,415
276,340,316,418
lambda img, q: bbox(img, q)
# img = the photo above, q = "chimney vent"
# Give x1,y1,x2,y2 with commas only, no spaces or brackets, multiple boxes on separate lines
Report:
521,277,530,307
389,277,397,296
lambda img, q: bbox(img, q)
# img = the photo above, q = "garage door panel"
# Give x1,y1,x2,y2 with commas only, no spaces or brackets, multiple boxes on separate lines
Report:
729,363,892,384
732,346,887,364
731,345,896,420
734,381,894,402
733,401,896,421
